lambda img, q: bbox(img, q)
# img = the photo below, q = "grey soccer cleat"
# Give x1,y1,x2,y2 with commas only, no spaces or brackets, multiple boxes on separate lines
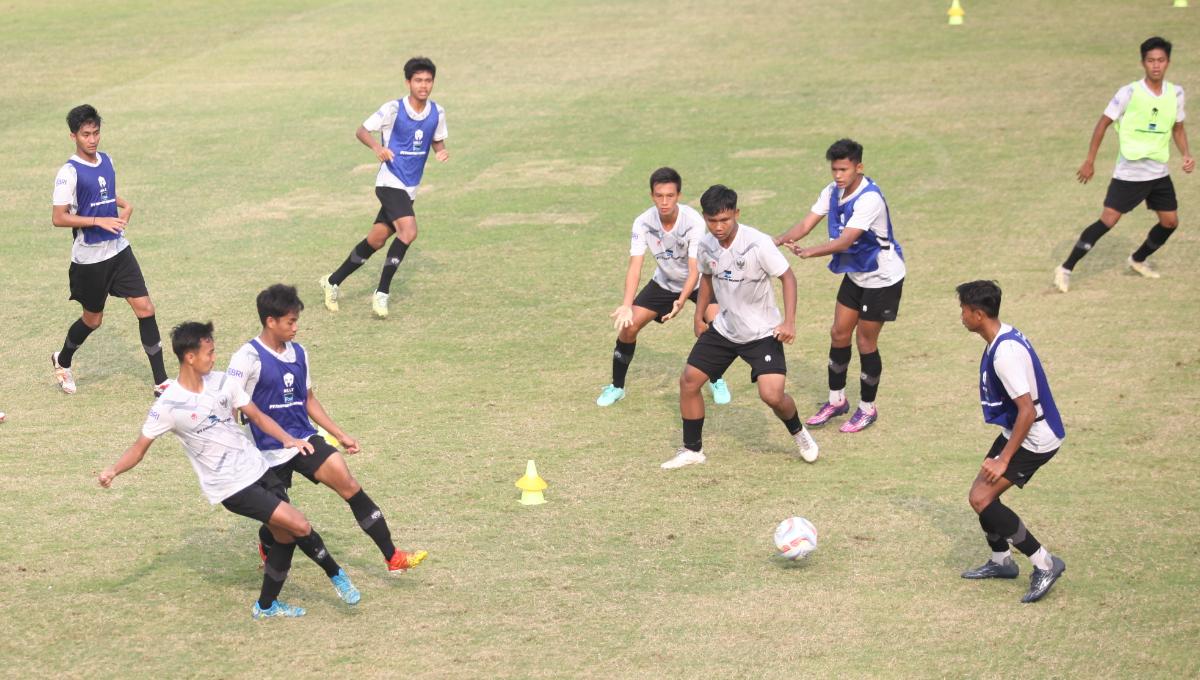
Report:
1021,555,1066,603
961,556,1020,579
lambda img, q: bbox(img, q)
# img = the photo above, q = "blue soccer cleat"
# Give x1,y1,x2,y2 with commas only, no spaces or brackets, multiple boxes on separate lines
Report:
252,600,306,619
708,378,731,405
330,568,361,605
596,384,625,407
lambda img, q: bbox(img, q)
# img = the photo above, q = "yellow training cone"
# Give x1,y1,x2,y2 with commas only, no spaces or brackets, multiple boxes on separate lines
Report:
948,0,964,24
515,459,548,506
1175,0,1188,8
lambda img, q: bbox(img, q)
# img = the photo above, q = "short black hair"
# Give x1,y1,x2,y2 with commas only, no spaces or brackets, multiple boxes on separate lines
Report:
956,280,1002,319
1140,36,1172,60
826,138,863,164
67,104,101,134
700,185,738,216
405,56,436,80
649,167,682,193
171,321,215,362
256,284,305,326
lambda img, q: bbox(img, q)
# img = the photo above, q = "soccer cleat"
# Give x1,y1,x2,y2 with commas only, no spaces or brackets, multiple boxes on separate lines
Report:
792,427,819,463
1053,266,1071,293
1021,555,1066,603
839,407,878,433
595,384,626,407
330,568,361,605
961,557,1020,579
51,352,76,395
661,447,706,469
387,549,428,573
372,291,390,318
708,379,732,405
318,275,340,312
252,600,306,619
1126,256,1161,279
153,379,173,398
806,400,849,427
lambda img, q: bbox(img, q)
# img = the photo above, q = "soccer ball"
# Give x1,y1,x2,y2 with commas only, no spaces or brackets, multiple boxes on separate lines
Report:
774,517,818,559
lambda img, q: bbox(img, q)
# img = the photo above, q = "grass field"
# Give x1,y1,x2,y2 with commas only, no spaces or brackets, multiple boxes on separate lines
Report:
1,1,1198,677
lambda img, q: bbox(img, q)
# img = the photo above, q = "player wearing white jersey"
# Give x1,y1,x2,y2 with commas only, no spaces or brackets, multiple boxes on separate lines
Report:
598,168,729,407
98,322,358,619
320,56,449,319
662,186,819,470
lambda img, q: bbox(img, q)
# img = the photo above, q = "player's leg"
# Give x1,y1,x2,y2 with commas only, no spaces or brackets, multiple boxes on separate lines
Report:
321,212,391,311
1128,178,1179,277
373,190,418,318
840,318,884,433
222,476,308,617
663,330,736,469
54,260,110,394
1057,178,1142,290
808,297,857,426
700,302,732,405
598,305,657,406
125,296,169,391
748,340,818,463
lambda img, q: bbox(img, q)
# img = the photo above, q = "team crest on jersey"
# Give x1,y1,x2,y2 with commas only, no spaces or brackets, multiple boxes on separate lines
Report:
413,129,425,150
735,257,745,269
98,175,110,201
283,372,296,404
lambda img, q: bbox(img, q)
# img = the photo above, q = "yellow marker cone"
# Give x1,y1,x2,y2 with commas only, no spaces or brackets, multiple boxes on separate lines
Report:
948,0,964,24
1175,0,1189,8
515,459,548,506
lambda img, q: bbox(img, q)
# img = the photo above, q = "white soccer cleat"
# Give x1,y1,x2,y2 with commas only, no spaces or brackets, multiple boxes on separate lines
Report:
1053,266,1071,293
318,275,340,312
661,447,706,469
1126,257,1161,279
51,352,76,395
793,427,819,463
372,291,390,318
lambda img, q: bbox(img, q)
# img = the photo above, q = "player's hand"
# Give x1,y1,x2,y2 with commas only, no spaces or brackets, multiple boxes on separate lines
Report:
338,434,360,455
94,217,127,234
284,438,316,455
773,323,795,344
782,241,803,257
435,148,449,162
661,299,685,322
693,318,708,338
610,305,633,330
1076,160,1095,184
375,147,395,163
98,467,116,488
1183,155,1196,174
981,456,1008,484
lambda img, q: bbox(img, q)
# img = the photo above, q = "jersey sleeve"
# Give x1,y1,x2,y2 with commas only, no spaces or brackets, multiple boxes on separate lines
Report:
226,345,260,396
687,222,701,259
141,400,174,439
629,220,648,257
52,164,76,206
759,235,791,278
1103,85,1133,122
809,184,834,216
433,104,448,141
362,101,397,132
1176,85,1186,123
698,244,713,275
844,192,885,237
992,341,1033,400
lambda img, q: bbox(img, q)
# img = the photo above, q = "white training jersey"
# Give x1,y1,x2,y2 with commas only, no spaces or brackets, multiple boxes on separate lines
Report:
1104,80,1187,182
364,97,448,197
698,223,791,344
810,181,906,288
989,324,1064,453
629,204,704,293
52,154,130,265
226,340,313,467
141,372,271,504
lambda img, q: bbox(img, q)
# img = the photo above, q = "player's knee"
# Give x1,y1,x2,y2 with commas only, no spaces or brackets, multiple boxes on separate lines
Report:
292,517,312,537
82,312,103,329
968,489,991,514
680,371,705,392
617,326,639,344
1160,216,1179,229
830,326,852,346
135,300,155,317
759,389,784,409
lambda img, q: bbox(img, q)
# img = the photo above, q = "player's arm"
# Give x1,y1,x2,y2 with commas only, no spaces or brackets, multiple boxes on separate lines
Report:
774,268,797,344
116,196,132,223
796,227,863,259
356,125,394,163
238,402,315,455
611,254,644,329
432,139,449,162
1077,115,1114,183
1173,122,1194,173
306,389,359,454
774,212,824,248
693,274,713,338
98,436,155,487
51,204,126,234
663,257,700,323
981,393,1036,483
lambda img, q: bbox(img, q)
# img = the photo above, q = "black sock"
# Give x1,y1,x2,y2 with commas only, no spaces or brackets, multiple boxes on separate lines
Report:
138,315,168,384
859,350,882,403
828,345,851,391
612,340,636,388
978,500,1041,557
347,489,397,561
258,524,276,555
682,417,704,452
295,529,341,578
1062,220,1110,270
1130,223,1174,262
781,409,803,435
258,541,296,609
377,239,411,294
977,516,1011,552
329,239,378,286
58,318,97,368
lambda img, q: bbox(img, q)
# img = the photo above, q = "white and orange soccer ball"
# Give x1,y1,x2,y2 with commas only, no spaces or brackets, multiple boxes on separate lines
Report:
774,517,818,559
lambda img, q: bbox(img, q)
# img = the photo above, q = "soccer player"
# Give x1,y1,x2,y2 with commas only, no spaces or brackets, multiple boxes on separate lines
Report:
957,281,1066,603
774,139,905,433
1055,36,1193,292
598,167,730,407
661,185,819,469
98,321,359,619
227,284,428,574
50,105,169,395
319,56,449,318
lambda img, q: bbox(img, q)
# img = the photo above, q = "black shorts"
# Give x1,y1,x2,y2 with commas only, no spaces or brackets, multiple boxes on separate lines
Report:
68,246,150,313
1103,176,1178,214
836,276,903,323
686,327,786,382
633,280,699,323
984,434,1059,489
271,434,338,489
374,186,416,227
221,469,289,523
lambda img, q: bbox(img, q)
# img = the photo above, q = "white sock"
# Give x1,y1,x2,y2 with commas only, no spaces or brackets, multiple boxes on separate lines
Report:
990,550,1011,565
859,401,875,414
830,390,845,404
1030,546,1053,571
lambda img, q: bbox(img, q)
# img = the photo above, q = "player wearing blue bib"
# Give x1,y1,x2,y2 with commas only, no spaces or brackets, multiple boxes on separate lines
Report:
957,281,1066,604
776,139,906,434
50,105,169,396
320,57,449,319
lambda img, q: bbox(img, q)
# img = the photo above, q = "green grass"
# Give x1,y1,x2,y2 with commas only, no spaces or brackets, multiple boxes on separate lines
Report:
1,1,1198,677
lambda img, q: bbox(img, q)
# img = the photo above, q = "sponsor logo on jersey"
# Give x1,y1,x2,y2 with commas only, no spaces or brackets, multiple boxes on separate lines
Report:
413,129,425,150
227,368,244,378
